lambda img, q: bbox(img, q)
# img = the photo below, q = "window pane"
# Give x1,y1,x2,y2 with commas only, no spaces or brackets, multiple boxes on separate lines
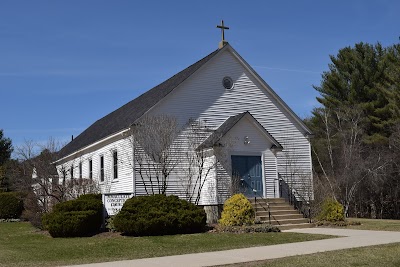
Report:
100,156,104,182
89,160,93,179
113,151,118,179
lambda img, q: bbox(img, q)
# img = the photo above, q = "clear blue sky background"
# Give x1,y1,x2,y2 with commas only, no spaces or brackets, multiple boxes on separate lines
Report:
1,0,399,152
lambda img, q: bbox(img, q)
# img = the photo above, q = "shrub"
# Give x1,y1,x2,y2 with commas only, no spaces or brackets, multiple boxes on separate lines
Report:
113,194,206,236
43,210,101,237
219,194,255,226
317,197,345,222
53,196,103,213
42,194,103,237
0,192,24,219
77,193,102,201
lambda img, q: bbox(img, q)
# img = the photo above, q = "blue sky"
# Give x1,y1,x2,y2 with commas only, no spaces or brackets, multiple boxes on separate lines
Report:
1,0,399,151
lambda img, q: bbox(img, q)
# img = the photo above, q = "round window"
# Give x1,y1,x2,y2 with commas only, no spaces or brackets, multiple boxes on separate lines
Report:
222,76,234,90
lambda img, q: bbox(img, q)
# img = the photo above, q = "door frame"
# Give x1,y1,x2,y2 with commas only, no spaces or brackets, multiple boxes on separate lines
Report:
230,151,265,198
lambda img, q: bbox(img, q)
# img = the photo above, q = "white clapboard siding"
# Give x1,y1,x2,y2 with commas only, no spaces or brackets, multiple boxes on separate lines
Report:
57,137,134,194
149,48,311,201
198,155,217,205
133,127,218,205
264,150,278,198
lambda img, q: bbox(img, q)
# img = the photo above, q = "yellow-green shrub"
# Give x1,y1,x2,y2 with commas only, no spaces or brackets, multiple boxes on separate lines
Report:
317,197,345,222
219,194,254,226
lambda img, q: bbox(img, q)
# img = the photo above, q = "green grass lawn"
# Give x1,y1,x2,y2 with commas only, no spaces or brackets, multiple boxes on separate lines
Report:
223,243,400,267
346,217,400,231
223,218,400,267
0,222,332,267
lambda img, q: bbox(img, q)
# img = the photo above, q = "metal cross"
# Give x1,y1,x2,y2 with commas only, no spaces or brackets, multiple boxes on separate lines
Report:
216,20,229,42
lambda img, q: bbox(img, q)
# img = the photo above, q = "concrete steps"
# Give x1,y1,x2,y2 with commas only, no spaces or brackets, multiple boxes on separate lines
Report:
250,198,314,230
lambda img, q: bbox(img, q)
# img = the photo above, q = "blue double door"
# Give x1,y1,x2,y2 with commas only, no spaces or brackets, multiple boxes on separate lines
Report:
231,155,263,198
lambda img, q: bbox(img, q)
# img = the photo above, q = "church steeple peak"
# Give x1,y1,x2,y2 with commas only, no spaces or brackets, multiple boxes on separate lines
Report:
216,20,229,48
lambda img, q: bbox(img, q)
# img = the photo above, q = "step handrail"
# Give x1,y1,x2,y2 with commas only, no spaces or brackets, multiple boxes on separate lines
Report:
240,178,278,225
278,174,312,223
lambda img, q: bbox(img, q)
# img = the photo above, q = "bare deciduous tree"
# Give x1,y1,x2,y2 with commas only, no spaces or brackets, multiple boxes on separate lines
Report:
182,119,221,205
127,115,181,195
311,106,388,216
14,139,99,214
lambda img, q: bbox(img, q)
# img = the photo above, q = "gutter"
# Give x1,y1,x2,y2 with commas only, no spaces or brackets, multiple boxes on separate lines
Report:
52,129,129,165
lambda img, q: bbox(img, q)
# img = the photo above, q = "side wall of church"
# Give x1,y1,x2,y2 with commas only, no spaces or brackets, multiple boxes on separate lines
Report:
56,136,134,195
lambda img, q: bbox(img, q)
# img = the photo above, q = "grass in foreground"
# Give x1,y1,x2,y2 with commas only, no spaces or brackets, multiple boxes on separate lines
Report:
222,218,400,267
222,243,400,267
346,217,400,231
0,222,332,267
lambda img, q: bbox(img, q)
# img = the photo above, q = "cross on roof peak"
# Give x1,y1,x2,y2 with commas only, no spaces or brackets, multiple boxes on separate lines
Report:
216,20,229,48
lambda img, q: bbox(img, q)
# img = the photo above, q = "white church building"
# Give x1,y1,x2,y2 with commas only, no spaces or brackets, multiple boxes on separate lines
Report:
54,29,313,222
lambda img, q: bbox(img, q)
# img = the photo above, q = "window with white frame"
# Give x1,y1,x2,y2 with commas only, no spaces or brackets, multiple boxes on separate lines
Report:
100,155,104,182
89,159,93,180
113,150,118,179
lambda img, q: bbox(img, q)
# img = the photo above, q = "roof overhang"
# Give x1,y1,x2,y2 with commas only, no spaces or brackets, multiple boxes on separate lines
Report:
196,111,283,151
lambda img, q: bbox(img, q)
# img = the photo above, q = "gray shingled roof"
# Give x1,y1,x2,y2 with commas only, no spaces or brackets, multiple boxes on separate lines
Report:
57,48,220,160
196,111,282,151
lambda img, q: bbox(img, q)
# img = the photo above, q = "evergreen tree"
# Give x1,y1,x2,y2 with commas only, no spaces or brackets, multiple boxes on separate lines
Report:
0,130,13,192
314,42,392,144
381,44,400,124
310,42,400,219
0,130,12,166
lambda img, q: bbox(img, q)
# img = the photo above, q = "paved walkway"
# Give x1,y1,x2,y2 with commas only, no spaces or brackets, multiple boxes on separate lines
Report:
62,228,400,267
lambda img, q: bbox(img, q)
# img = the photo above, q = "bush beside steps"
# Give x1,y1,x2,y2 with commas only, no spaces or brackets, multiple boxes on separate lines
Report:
219,193,255,226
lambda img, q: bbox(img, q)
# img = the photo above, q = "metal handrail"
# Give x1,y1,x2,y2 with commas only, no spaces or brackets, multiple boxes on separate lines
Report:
240,178,276,225
278,174,312,223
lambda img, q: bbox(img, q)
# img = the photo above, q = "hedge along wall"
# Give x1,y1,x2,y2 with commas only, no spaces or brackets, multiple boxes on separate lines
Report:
0,192,24,219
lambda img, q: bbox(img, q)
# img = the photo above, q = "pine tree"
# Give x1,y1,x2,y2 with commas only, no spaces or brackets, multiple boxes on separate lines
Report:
0,130,12,166
314,42,393,144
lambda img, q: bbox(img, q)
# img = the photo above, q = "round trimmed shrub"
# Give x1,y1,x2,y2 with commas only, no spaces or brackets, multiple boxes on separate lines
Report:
42,210,101,237
42,194,103,237
317,197,345,222
0,192,24,219
219,194,255,226
113,194,206,236
77,193,102,201
53,194,103,213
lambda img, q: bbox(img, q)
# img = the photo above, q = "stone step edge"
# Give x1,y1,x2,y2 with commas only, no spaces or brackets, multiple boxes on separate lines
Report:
255,209,303,214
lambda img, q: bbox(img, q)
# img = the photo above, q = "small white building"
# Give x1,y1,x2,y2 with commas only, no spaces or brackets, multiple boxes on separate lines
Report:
54,40,313,221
